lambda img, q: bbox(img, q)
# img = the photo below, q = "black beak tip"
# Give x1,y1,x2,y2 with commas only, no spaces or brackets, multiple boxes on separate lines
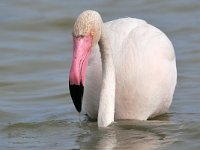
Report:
69,82,84,112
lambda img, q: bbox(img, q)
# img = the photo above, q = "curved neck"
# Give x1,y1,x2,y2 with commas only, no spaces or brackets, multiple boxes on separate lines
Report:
98,25,115,127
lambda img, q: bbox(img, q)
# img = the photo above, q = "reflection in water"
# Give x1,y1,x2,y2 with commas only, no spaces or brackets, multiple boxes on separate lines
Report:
79,120,176,150
96,129,117,150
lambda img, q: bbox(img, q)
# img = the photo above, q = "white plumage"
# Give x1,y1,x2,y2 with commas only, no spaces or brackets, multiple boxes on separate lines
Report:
69,10,177,127
83,18,176,122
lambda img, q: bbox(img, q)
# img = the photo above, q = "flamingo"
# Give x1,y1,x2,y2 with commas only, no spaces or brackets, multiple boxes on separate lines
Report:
69,10,177,127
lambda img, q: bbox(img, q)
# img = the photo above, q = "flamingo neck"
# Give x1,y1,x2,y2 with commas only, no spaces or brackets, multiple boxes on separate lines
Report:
98,25,115,127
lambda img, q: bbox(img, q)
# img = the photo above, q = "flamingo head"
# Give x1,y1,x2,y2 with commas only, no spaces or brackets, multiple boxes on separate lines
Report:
69,10,102,112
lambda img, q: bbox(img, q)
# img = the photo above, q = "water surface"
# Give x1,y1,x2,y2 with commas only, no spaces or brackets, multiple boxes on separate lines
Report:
1,0,200,149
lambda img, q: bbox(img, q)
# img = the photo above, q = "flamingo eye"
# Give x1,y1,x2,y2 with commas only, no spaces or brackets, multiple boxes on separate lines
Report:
72,33,85,39
79,35,85,38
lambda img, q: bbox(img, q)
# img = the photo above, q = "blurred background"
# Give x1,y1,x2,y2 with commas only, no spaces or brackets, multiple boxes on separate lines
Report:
0,0,200,149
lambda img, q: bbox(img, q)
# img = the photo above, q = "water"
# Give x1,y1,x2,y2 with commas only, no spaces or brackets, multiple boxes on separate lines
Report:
1,0,200,149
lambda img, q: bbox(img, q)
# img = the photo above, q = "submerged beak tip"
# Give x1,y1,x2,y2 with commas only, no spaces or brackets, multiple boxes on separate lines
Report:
69,82,84,113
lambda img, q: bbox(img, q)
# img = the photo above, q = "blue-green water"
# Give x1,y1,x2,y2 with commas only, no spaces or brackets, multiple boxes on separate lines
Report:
1,0,200,149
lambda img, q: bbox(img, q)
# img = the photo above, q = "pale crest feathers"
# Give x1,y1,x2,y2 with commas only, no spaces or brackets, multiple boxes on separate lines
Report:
73,10,103,46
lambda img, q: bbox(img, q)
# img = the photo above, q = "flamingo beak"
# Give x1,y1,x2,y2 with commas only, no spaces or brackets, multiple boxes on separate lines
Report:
69,35,92,112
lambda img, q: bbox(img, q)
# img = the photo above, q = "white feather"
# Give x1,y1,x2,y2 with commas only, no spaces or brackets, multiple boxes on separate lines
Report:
82,17,177,126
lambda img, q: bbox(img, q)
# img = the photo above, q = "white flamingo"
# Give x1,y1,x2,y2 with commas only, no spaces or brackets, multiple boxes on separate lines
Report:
69,10,177,127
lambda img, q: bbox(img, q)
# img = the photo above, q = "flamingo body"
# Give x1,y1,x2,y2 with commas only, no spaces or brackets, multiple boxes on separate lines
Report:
82,18,177,120
69,10,177,127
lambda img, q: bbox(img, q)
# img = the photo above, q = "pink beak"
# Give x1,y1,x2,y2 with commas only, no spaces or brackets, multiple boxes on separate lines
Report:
69,35,92,112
